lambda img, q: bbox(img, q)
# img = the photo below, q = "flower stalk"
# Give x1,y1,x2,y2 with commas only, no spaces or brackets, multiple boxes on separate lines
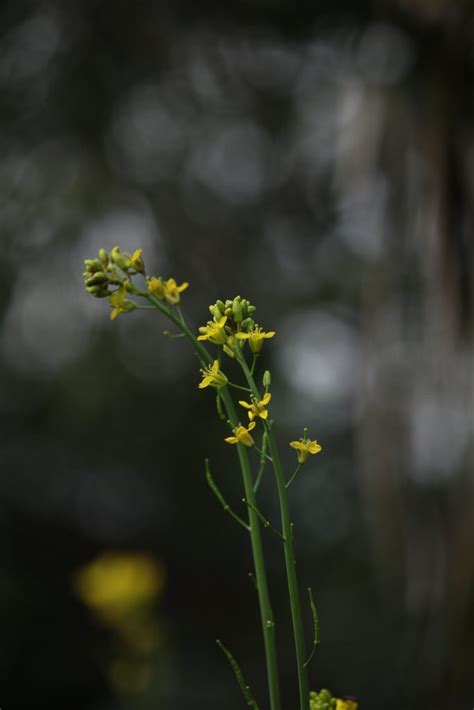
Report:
234,348,310,710
81,247,355,710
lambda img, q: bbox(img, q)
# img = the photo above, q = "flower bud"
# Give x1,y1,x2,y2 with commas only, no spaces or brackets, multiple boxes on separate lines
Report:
232,300,243,322
247,305,256,314
98,249,109,265
86,285,109,298
209,305,222,319
110,246,128,271
86,271,109,286
216,300,225,311
263,370,271,388
84,258,103,272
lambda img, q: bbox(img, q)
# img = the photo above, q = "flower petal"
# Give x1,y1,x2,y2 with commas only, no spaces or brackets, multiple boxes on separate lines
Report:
290,441,303,450
239,400,252,409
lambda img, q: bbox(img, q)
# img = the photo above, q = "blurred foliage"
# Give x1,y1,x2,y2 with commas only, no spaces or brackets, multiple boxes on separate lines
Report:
0,1,472,709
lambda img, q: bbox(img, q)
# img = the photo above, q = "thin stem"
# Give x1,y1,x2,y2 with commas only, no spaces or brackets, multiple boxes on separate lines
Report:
242,498,286,542
205,459,250,531
145,293,282,710
286,464,302,489
254,445,273,464
250,353,258,376
176,304,186,324
236,351,310,710
228,382,253,393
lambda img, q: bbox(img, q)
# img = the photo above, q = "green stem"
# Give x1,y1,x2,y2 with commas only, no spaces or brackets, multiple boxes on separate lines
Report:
237,351,310,710
146,293,282,710
286,463,302,489
228,382,253,393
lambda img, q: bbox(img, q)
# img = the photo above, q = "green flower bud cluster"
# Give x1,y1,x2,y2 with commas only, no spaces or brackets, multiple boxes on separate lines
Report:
83,246,145,298
310,689,336,710
209,296,257,332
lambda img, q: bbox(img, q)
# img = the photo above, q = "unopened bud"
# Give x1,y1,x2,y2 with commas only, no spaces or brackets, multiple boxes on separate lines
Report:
86,285,109,298
247,305,256,314
98,248,109,264
232,300,243,322
110,246,128,271
210,305,222,319
86,271,108,286
263,370,271,388
216,300,225,311
84,258,103,272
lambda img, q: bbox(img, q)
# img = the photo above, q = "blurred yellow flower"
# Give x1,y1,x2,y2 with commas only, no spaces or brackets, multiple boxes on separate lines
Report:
108,659,151,695
289,437,322,464
225,421,256,447
147,276,189,304
129,248,144,273
335,700,358,710
239,392,271,421
109,288,136,320
73,552,165,622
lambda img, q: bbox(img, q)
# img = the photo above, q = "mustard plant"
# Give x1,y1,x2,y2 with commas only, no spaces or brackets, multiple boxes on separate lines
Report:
82,247,357,710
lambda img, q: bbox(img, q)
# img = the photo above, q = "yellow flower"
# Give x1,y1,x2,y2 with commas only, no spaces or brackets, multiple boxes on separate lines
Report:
197,316,228,344
73,552,165,623
147,276,189,304
198,360,228,389
109,287,136,320
239,392,271,421
225,421,256,447
335,700,358,710
235,325,275,353
129,248,145,273
289,437,322,464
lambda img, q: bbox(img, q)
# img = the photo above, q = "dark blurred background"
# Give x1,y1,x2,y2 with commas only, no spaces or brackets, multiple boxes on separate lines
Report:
0,1,473,708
